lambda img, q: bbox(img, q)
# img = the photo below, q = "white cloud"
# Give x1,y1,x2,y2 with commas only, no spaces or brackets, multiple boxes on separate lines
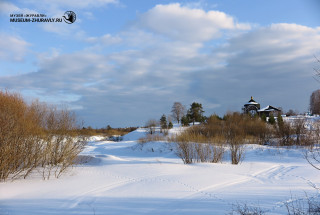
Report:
0,1,38,15
0,34,30,62
0,2,20,14
23,0,118,13
223,23,320,67
3,22,320,126
86,34,122,46
1,0,320,127
136,3,251,42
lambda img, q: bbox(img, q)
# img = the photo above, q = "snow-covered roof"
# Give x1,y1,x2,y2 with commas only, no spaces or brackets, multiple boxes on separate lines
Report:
245,96,259,105
258,105,280,112
245,101,259,105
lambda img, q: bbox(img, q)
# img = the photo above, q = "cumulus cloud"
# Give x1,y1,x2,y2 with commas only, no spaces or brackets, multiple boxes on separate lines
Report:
0,34,30,62
136,3,250,42
1,2,319,127
0,1,38,15
86,34,122,46
23,0,118,11
0,2,19,14
197,23,320,112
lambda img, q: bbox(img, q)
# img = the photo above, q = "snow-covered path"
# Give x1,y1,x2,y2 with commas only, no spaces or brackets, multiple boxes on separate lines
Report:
0,128,319,215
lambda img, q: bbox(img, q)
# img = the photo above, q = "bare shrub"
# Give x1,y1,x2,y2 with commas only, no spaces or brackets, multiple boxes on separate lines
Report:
229,203,266,215
229,139,245,165
173,137,225,164
246,118,273,145
0,90,86,181
145,119,158,135
293,118,306,146
39,104,86,179
275,115,294,146
172,112,274,164
194,143,211,162
138,134,165,144
172,125,208,143
305,147,320,171
210,142,225,163
176,141,195,164
223,113,246,165
285,195,320,215
0,91,43,181
79,126,137,137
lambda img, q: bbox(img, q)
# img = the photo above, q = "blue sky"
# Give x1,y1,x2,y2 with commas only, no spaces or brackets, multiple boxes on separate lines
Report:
0,0,320,127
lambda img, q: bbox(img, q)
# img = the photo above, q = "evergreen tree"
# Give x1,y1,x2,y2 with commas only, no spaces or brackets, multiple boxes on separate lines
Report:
268,114,275,125
261,113,267,122
168,121,173,129
277,112,284,129
187,102,205,125
160,114,168,130
181,115,190,126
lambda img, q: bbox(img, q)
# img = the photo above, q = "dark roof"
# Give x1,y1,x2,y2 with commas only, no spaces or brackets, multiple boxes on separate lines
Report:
248,96,256,103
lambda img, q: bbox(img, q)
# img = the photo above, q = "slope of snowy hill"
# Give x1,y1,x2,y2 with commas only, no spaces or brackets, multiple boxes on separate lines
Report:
0,126,319,215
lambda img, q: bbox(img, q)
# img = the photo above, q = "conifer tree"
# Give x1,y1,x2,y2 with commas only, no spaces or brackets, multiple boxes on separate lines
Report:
277,112,284,129
268,114,275,125
181,115,190,126
160,114,168,131
187,102,205,125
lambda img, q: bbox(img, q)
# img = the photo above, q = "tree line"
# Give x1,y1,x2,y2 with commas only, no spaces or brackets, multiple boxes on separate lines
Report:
145,101,206,133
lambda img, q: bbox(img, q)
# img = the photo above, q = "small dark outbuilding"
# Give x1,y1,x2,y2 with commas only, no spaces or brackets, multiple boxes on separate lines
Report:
257,105,281,117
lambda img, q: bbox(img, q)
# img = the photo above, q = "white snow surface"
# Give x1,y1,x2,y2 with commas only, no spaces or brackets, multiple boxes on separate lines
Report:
1,126,319,215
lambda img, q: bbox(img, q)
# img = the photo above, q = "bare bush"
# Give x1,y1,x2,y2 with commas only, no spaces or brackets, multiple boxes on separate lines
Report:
194,143,211,162
171,125,209,144
40,105,87,179
210,142,225,163
293,118,306,145
229,203,266,215
224,113,246,165
176,141,195,164
138,134,165,144
0,91,43,181
172,112,274,164
305,147,320,171
174,139,225,164
146,119,158,135
229,138,246,165
285,195,320,215
0,90,86,181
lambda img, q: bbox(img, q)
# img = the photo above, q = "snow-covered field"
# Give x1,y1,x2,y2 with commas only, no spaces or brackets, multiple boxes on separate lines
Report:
0,127,319,215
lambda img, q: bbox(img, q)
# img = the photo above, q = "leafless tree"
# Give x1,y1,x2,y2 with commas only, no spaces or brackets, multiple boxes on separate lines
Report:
292,118,306,145
310,89,320,115
285,109,298,116
305,148,320,171
145,119,158,135
313,55,320,81
171,102,185,124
